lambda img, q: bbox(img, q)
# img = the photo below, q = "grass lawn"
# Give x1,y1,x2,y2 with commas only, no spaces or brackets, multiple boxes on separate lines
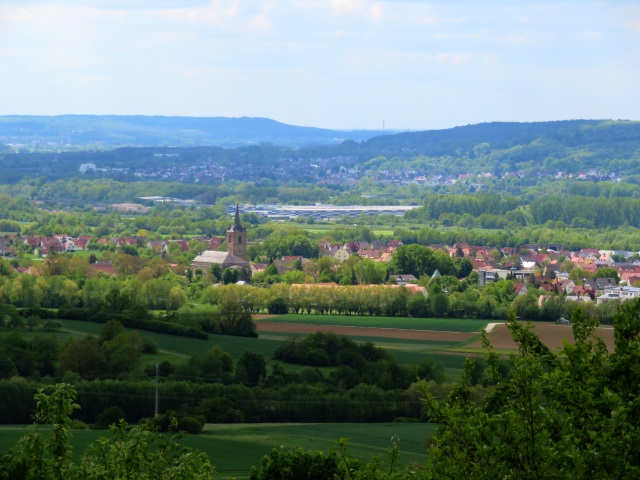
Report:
260,314,490,332
0,422,434,479
22,253,44,261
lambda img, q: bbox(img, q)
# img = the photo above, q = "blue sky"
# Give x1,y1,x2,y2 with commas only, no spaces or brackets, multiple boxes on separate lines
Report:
0,0,638,129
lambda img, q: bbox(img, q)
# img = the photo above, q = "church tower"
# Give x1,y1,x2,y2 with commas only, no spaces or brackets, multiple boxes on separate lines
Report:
226,204,247,260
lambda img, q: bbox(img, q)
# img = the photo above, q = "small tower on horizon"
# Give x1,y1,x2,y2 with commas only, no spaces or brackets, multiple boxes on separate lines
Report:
226,204,247,260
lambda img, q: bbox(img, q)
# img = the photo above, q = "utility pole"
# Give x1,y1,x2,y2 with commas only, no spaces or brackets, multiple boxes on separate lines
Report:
154,364,159,416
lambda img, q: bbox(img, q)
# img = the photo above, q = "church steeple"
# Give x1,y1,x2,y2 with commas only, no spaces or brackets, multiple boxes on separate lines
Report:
227,204,247,260
232,204,246,232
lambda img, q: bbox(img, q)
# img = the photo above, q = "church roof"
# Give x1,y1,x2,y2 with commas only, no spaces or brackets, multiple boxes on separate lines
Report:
191,250,248,268
228,204,246,233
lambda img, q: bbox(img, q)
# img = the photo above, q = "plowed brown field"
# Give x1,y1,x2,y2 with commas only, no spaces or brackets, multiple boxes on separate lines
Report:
465,322,616,351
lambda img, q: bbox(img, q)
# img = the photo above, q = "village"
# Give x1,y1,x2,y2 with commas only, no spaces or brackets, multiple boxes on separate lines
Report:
2,218,639,312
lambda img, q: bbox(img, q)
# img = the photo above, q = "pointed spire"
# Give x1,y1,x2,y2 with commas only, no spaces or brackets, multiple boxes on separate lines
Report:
234,204,241,228
231,204,246,232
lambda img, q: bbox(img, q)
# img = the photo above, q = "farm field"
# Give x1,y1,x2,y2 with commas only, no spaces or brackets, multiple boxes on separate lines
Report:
54,315,616,378
256,321,475,342
279,223,397,237
257,314,490,332
461,321,616,353
58,319,282,360
55,318,468,377
0,422,434,479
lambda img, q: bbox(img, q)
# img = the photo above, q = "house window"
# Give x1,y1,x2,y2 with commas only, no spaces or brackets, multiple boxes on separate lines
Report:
239,236,242,244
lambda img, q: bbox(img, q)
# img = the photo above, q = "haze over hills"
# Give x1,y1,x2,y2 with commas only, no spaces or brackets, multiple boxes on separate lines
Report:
0,115,388,149
0,118,639,187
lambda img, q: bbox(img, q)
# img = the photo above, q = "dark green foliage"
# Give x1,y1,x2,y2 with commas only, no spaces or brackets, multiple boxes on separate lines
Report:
198,397,244,423
58,306,209,340
0,383,215,478
416,357,446,384
0,304,21,329
177,415,205,434
267,297,288,315
0,331,59,379
423,304,640,478
390,244,457,278
249,446,346,480
173,345,234,383
235,351,267,387
219,300,258,337
222,268,239,285
165,303,257,338
273,332,422,391
274,332,369,367
93,406,126,430
140,336,158,354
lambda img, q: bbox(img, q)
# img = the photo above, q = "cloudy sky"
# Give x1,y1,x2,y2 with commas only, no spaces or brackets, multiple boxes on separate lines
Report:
0,1,638,130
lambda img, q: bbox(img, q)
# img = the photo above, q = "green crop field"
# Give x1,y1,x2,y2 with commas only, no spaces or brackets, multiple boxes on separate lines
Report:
278,222,396,237
0,422,435,479
50,314,476,381
260,314,490,332
58,319,282,360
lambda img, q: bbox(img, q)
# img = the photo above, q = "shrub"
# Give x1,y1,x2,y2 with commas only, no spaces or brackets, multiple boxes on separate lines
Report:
177,415,205,434
71,419,89,430
94,406,126,430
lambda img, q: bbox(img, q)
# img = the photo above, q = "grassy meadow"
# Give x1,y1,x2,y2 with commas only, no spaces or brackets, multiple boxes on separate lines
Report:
0,422,435,479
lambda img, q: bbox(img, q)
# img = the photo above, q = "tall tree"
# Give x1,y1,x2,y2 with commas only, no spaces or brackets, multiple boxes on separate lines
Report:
423,304,640,478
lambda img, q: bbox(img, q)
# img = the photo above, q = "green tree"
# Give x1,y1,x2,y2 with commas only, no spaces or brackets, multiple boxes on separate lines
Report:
235,351,267,387
102,332,142,377
423,304,640,479
58,336,106,380
592,267,620,284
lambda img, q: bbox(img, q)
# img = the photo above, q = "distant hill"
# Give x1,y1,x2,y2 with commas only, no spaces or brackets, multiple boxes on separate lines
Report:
0,115,387,148
1,118,639,185
357,120,640,157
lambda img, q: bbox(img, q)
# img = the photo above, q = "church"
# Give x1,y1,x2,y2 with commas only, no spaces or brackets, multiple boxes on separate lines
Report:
190,205,249,279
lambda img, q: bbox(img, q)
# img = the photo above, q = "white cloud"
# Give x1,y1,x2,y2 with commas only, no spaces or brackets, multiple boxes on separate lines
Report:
368,3,383,21
0,0,637,128
329,0,366,16
435,52,471,65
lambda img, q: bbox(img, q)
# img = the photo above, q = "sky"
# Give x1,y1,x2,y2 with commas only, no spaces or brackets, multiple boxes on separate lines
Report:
0,0,638,130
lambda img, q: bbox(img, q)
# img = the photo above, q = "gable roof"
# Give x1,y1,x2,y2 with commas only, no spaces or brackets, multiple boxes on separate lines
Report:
191,250,248,268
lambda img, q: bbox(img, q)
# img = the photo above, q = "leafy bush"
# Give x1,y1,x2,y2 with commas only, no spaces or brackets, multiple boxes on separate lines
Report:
177,415,205,434
250,447,347,480
93,405,126,430
70,419,89,430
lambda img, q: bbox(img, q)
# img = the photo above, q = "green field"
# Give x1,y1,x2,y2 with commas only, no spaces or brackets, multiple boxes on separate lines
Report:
58,319,282,360
261,314,490,332
0,422,434,479
57,319,467,374
52,312,479,380
278,222,396,237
